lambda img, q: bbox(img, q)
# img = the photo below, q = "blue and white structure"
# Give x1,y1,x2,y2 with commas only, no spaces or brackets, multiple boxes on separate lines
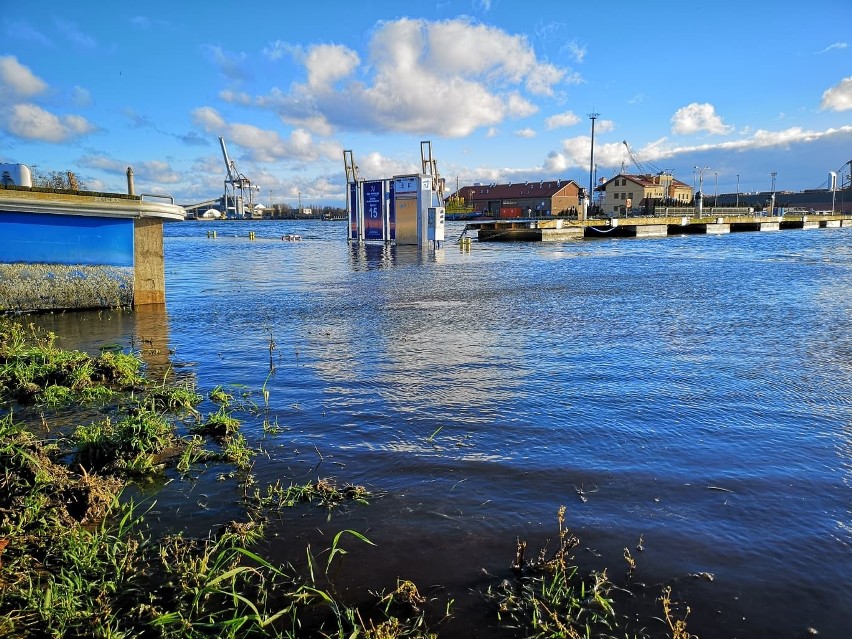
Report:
344,142,445,247
0,163,185,312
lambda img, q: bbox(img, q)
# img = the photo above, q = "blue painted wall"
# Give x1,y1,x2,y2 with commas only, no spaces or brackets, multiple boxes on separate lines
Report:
0,212,134,267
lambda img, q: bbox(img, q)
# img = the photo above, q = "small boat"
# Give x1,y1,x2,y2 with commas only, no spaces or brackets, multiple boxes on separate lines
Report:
282,234,302,241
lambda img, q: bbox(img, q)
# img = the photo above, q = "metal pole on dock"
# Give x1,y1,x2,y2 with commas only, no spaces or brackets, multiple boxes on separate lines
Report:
588,111,599,219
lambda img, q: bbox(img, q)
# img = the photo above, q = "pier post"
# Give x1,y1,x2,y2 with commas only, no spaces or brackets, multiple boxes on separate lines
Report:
133,217,166,305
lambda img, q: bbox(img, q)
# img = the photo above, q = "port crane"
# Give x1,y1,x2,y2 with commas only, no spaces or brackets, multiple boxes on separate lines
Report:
622,140,665,176
219,136,259,218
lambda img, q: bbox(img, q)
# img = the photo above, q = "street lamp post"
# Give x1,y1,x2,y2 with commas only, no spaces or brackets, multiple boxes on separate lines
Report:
694,166,710,217
587,111,599,220
714,172,718,207
736,174,740,208
770,171,777,217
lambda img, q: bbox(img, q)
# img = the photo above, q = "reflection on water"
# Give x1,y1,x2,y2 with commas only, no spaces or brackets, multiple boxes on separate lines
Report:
25,220,852,637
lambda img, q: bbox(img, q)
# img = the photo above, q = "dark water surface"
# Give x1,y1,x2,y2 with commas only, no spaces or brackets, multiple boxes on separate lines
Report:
34,220,852,638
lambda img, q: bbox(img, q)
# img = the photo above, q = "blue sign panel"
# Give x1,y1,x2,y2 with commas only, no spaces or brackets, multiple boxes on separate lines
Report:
0,212,134,267
348,182,359,240
388,179,396,241
363,180,384,241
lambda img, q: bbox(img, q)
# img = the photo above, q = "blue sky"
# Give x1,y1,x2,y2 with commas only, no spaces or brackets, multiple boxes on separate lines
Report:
2,0,851,206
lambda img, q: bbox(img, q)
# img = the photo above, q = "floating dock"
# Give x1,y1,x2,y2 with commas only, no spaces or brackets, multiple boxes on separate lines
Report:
465,212,852,242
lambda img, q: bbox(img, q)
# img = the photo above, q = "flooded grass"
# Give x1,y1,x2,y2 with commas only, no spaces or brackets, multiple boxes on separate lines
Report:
0,317,439,638
0,316,699,638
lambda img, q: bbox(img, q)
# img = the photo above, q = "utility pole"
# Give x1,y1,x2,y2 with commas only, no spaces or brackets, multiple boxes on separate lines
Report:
587,111,599,220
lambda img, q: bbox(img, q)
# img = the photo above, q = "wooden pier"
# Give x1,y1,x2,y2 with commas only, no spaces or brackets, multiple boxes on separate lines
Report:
464,212,852,242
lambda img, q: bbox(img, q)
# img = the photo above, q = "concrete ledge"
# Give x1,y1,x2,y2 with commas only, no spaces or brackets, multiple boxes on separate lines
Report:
759,222,780,231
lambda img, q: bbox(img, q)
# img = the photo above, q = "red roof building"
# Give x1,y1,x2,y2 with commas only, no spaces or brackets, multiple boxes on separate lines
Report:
449,179,585,218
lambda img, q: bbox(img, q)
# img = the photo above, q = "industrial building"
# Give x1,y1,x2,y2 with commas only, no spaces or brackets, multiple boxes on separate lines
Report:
449,179,585,218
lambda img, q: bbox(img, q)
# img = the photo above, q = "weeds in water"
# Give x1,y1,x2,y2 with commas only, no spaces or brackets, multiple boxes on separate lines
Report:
193,404,242,438
248,478,371,512
486,507,703,639
661,586,698,639
177,434,216,473
624,546,637,574
262,415,286,435
72,408,176,475
209,385,233,405
219,433,255,470
146,374,203,415
488,506,625,638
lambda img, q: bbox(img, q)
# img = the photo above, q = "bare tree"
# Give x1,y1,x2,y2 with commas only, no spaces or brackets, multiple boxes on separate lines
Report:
31,170,86,191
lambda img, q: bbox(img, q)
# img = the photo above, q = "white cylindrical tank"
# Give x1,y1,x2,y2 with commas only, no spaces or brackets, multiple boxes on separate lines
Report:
828,171,837,191
0,163,33,187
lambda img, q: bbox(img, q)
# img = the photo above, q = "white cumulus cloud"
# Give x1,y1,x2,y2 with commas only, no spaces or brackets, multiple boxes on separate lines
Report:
254,17,570,138
191,106,341,163
671,102,733,135
515,128,536,138
545,111,580,129
821,77,852,111
4,103,95,142
0,55,47,98
303,44,360,91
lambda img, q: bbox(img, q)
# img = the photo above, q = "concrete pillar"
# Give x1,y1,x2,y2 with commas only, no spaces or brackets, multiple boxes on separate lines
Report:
133,217,166,305
802,221,819,230
759,222,780,231
823,220,841,228
634,224,668,237
541,227,584,241
705,223,730,234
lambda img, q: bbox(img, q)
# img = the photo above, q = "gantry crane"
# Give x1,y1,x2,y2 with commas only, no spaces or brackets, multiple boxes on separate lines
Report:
219,136,258,218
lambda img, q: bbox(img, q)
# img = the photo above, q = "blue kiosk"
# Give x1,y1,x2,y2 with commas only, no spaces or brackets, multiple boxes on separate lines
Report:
344,142,445,247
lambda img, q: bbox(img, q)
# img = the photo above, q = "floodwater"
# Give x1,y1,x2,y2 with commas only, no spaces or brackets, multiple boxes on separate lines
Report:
32,220,852,638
